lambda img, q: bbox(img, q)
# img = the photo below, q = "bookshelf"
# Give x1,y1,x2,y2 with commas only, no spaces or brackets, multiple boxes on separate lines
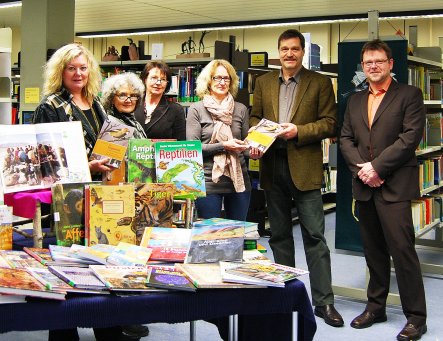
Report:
0,28,12,125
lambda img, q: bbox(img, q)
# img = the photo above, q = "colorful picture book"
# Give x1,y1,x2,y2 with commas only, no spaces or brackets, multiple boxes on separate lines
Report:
23,247,57,266
0,205,13,250
48,245,92,266
244,118,283,153
175,263,264,289
85,184,136,246
140,226,191,262
0,121,91,194
0,267,66,300
26,267,71,292
0,250,45,269
146,266,196,292
133,183,175,244
106,242,152,266
224,262,309,285
90,116,135,169
75,244,117,265
90,265,158,292
185,225,244,264
219,261,283,287
127,139,156,183
193,218,259,239
51,182,92,246
154,140,205,199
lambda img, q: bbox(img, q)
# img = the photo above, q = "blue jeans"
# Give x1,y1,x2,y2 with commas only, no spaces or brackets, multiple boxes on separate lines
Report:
196,191,251,221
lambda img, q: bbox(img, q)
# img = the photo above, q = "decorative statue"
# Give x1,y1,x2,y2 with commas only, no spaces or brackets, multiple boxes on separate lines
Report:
198,31,209,53
181,41,188,54
187,36,196,54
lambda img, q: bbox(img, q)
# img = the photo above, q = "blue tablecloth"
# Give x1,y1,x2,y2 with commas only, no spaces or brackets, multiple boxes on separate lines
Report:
0,279,316,341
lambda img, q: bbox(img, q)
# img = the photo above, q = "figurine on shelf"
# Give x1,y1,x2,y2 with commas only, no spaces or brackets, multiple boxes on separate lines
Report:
102,46,120,61
198,30,208,53
181,41,188,54
187,36,196,54
128,38,139,60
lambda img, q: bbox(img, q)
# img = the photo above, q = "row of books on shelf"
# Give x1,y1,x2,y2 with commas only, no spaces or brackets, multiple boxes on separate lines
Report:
418,151,443,191
416,113,442,152
408,65,442,101
411,193,443,232
322,167,337,193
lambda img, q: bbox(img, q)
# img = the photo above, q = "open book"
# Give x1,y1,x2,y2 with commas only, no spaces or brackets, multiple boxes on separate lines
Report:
0,121,91,194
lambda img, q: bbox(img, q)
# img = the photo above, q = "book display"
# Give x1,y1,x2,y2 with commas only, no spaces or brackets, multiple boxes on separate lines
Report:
0,121,91,193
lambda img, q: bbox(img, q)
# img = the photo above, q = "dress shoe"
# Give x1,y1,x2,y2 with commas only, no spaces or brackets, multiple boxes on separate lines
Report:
396,323,427,341
314,304,344,327
122,324,150,338
350,310,387,329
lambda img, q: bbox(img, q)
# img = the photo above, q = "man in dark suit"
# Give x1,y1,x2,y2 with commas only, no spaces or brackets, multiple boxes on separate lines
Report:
250,29,344,327
340,39,427,341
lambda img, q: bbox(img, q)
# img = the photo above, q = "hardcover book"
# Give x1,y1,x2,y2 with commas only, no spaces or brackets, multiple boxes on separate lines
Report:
133,183,175,244
48,265,108,291
90,116,135,169
26,267,71,292
146,266,196,292
85,184,136,246
0,250,45,269
0,205,13,250
175,263,264,289
219,261,283,287
23,247,56,266
51,182,92,246
48,245,93,266
0,121,91,194
127,139,156,183
106,242,152,266
154,140,206,199
75,244,117,265
0,267,66,300
225,262,309,285
185,225,244,264
244,118,283,153
89,265,159,292
140,226,191,263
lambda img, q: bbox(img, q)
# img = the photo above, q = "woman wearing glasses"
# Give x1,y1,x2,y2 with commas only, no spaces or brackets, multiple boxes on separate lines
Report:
101,73,146,139
134,61,186,140
186,59,251,221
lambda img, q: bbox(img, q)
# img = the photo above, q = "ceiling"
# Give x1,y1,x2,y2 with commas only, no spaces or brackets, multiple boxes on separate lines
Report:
0,0,442,35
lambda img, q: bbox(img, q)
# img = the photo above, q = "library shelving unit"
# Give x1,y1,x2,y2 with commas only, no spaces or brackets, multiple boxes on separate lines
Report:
0,28,12,125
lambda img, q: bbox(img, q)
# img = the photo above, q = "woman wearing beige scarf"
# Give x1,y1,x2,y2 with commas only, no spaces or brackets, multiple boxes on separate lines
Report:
186,59,251,220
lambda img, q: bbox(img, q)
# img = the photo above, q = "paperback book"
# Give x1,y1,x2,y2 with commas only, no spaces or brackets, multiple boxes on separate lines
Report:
146,266,196,292
48,245,93,266
127,139,156,183
154,140,206,199
0,267,66,300
0,121,91,194
106,242,152,266
175,263,264,289
85,184,136,246
133,183,175,244
75,244,117,265
48,265,108,291
90,116,135,169
244,118,283,153
224,262,309,285
90,265,159,292
23,247,56,266
140,226,191,262
185,225,244,264
0,250,45,269
51,182,92,246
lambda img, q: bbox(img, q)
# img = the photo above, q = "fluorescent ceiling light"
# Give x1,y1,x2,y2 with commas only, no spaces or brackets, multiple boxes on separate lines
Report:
0,1,21,9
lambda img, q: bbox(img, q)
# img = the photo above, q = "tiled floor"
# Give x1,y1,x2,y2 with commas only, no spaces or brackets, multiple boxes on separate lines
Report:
1,211,442,340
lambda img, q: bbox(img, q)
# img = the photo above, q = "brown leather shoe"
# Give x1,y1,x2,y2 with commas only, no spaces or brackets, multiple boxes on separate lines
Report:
314,304,344,327
396,323,427,341
350,310,387,329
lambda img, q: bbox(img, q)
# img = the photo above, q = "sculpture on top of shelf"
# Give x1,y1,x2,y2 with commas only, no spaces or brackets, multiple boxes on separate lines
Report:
198,30,209,53
102,46,120,61
181,36,196,54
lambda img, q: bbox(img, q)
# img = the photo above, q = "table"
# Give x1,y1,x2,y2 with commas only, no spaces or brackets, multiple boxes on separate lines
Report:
0,279,316,341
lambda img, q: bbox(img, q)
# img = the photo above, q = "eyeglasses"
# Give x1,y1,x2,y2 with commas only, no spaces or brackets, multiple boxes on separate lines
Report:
212,76,231,83
116,93,140,101
148,76,168,85
65,66,88,73
362,59,389,68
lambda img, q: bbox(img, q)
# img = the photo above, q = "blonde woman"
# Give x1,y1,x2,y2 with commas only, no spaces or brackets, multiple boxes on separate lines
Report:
33,43,111,177
186,59,251,220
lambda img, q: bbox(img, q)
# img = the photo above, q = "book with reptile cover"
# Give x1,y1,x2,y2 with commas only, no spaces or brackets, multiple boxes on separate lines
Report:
127,139,156,184
154,140,205,199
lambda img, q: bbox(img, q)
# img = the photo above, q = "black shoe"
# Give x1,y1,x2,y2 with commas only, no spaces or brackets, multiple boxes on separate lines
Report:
396,323,427,341
350,310,387,329
122,324,150,338
314,304,344,327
